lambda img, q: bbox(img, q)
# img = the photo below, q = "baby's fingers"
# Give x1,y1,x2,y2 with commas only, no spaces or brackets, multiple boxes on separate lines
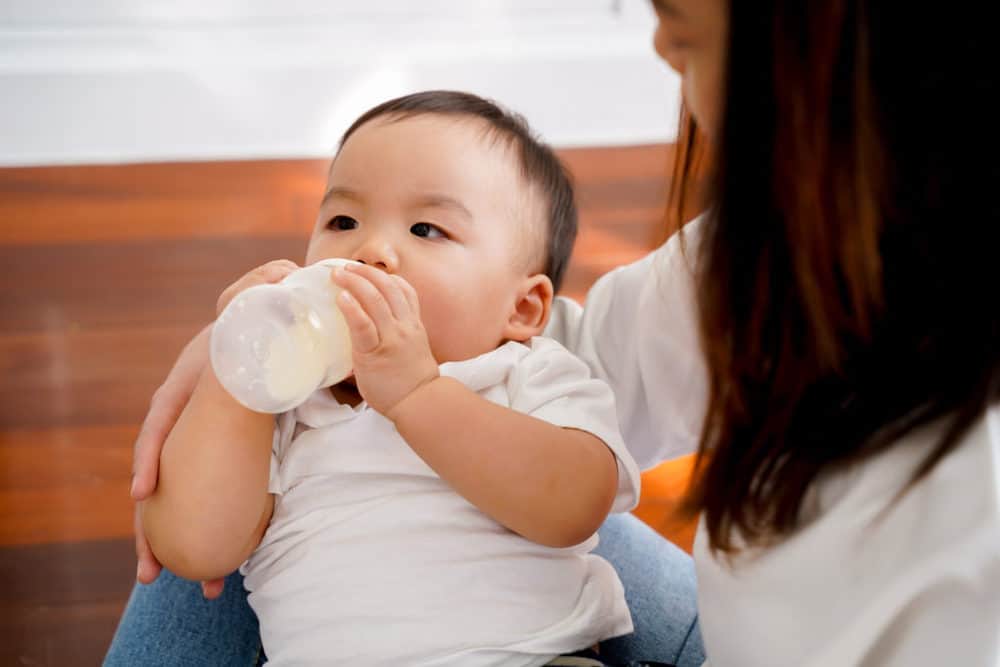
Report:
343,264,411,320
256,259,299,280
337,289,380,353
334,267,394,324
393,275,421,317
217,259,299,315
200,578,226,600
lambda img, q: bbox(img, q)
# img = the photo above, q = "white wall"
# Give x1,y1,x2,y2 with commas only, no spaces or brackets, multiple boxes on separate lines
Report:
0,0,681,166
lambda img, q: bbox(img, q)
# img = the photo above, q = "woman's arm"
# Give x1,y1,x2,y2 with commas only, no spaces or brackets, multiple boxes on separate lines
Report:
131,325,213,588
545,219,709,470
131,326,212,503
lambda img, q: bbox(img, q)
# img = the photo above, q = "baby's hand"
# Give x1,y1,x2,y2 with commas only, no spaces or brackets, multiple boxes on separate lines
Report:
215,260,300,316
331,263,439,417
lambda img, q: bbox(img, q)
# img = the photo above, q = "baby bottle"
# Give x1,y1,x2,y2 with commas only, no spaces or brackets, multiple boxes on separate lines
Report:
210,258,357,413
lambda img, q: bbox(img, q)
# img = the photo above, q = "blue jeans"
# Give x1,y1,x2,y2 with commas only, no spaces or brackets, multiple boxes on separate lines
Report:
105,513,703,666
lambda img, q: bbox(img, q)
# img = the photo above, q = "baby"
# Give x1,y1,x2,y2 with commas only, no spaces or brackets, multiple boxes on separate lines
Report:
142,90,640,666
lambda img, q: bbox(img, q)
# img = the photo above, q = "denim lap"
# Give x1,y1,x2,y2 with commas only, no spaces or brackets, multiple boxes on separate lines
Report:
104,569,262,666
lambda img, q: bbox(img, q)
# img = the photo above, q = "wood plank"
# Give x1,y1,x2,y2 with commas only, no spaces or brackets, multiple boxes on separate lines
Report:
0,426,137,546
0,538,135,666
0,325,197,429
0,238,305,334
0,160,328,245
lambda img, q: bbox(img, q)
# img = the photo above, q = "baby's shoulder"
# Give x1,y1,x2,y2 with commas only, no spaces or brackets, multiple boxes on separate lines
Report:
509,336,598,384
437,337,610,414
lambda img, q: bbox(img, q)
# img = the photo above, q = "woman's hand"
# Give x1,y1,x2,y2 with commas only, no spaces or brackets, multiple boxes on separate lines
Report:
131,325,218,593
215,259,300,316
331,263,439,417
131,259,298,597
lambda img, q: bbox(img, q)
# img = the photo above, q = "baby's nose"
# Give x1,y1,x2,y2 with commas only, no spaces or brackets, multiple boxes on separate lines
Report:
356,259,389,270
352,240,399,273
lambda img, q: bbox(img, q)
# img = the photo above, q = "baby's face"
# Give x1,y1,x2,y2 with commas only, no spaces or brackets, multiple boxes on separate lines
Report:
305,113,545,364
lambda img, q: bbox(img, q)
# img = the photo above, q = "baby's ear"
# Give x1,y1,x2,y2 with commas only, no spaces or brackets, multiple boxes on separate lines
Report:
503,274,554,342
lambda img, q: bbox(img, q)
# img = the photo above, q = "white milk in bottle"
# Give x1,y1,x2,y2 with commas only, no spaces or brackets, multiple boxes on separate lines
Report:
210,258,356,413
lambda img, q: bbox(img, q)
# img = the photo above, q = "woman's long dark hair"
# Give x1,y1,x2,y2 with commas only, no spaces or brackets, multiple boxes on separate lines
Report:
681,1,1000,552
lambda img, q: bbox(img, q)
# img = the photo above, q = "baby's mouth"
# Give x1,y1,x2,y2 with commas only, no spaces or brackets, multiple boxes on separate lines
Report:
328,373,361,406
332,374,358,394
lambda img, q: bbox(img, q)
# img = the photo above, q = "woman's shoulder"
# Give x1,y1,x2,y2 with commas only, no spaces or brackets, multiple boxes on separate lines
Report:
611,214,706,286
909,404,1000,546
544,216,711,468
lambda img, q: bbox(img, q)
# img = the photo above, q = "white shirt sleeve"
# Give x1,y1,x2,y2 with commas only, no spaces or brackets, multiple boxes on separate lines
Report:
545,219,709,469
505,337,642,512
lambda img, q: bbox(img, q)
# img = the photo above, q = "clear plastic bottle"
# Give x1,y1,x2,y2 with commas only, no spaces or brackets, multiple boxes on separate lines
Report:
210,258,357,413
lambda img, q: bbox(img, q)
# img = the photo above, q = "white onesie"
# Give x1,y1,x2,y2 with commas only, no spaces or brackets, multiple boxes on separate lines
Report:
240,336,641,666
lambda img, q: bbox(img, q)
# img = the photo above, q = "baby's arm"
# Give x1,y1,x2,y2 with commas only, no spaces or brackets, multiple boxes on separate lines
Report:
140,260,298,580
391,378,619,548
141,370,275,580
333,263,621,548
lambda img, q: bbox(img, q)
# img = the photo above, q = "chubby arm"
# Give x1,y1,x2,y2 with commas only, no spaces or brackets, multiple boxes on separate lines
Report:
391,376,618,548
140,260,298,581
140,368,275,581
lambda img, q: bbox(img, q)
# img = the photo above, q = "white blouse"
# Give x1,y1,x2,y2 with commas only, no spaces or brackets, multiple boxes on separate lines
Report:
545,219,1000,666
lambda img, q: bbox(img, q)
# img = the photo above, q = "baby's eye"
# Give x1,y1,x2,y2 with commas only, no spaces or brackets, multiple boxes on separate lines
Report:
327,215,358,231
410,222,446,239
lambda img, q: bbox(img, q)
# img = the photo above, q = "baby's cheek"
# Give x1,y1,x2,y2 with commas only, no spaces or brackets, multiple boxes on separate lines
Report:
422,316,472,365
303,238,332,266
415,302,448,358
418,280,505,362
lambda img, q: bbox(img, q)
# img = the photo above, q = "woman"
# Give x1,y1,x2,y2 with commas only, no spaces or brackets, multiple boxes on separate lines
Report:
108,0,1000,665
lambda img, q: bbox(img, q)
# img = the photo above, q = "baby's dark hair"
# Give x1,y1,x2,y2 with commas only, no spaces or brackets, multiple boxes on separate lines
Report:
339,90,578,292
